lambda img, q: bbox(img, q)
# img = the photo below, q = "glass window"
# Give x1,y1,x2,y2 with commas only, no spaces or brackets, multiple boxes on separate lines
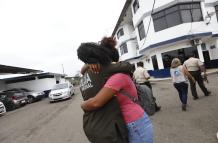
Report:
215,5,218,21
181,10,192,23
153,17,167,31
152,2,203,32
161,47,199,68
53,83,68,90
138,21,146,40
117,28,124,39
120,43,128,55
179,4,191,10
201,43,206,51
165,5,179,14
191,3,201,9
152,11,165,20
192,9,203,21
133,0,139,13
166,11,181,27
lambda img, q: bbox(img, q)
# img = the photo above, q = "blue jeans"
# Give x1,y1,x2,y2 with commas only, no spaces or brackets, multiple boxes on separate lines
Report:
174,82,188,104
126,113,153,143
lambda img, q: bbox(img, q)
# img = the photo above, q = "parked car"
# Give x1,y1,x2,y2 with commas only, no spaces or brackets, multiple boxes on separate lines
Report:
43,90,51,98
49,83,75,103
0,101,6,115
19,88,45,103
0,90,28,111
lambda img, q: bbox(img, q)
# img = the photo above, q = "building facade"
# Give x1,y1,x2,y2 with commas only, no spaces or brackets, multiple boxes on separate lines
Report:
112,0,218,77
0,73,66,92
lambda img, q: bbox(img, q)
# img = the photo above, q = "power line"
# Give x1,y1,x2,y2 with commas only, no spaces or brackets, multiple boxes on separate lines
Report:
140,0,156,49
188,0,194,35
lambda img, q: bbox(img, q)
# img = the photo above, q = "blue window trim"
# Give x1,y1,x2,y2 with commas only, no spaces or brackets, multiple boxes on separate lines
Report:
139,32,213,54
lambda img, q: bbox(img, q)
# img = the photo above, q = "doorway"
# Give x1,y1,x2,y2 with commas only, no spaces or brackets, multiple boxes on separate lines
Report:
151,55,159,70
203,51,211,68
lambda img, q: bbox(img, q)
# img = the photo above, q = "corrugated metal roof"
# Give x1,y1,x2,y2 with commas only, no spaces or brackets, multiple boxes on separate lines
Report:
0,64,42,74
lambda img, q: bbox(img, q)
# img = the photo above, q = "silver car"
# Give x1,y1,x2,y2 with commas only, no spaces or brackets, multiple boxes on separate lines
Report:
19,88,45,103
49,83,75,103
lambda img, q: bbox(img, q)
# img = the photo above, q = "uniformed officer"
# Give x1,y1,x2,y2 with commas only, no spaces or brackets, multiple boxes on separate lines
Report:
183,53,211,99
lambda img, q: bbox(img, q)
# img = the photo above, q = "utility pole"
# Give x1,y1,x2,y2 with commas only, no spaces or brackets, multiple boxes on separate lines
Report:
61,64,65,75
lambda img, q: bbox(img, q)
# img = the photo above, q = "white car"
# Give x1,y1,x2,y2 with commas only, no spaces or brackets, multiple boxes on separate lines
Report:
0,101,6,115
49,83,75,103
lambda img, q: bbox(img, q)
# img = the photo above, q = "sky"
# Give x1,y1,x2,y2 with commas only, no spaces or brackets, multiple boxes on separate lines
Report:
0,0,126,76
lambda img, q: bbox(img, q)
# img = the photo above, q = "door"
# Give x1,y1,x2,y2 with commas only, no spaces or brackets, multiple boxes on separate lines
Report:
151,55,159,70
203,51,211,68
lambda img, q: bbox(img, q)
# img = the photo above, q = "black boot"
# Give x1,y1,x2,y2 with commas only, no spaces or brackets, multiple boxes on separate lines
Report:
182,104,186,111
155,103,161,112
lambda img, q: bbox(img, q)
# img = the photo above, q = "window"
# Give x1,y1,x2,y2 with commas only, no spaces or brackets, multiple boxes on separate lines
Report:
201,43,206,51
216,5,218,21
152,3,203,32
6,77,36,84
117,28,124,39
138,21,146,40
133,0,139,13
161,47,199,68
120,43,128,55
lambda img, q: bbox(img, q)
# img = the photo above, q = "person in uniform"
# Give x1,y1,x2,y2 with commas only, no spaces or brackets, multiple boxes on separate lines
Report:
133,62,161,112
183,53,211,99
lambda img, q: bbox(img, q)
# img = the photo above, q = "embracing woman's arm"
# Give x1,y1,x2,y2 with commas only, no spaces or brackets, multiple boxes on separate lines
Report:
81,87,116,111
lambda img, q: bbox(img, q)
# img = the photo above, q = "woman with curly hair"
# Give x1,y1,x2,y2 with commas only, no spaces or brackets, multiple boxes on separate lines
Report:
78,37,134,143
78,37,153,143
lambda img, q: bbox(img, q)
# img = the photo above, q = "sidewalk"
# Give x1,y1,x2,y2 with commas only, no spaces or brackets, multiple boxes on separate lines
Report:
150,68,218,82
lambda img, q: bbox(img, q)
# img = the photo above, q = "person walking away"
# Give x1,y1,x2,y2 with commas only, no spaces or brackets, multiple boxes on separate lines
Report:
170,58,195,111
133,62,161,112
183,53,211,100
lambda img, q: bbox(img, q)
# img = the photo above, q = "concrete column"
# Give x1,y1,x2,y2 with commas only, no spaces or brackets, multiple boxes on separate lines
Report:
197,45,204,62
156,53,164,69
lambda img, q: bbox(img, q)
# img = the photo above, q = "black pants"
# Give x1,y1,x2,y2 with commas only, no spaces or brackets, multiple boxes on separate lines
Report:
140,81,152,90
188,70,209,97
174,82,188,105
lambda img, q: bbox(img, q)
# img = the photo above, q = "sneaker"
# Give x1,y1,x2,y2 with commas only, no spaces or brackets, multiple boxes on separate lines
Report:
216,132,218,140
182,104,186,111
205,91,211,96
155,106,161,112
193,96,199,100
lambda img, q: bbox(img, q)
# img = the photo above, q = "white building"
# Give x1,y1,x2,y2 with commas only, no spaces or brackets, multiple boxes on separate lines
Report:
1,72,66,92
112,0,218,77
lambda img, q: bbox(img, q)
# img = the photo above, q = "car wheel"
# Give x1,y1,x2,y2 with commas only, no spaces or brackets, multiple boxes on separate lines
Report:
69,94,72,99
28,96,34,104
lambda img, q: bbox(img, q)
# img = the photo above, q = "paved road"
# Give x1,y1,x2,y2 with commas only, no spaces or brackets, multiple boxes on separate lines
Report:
151,74,218,143
0,89,89,143
0,74,217,143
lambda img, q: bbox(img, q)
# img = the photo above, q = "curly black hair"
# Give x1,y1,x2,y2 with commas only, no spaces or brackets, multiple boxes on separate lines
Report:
100,37,119,62
77,42,112,65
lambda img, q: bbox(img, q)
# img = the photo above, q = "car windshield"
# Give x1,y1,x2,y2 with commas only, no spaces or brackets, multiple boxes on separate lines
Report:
53,83,68,90
20,88,32,92
0,92,6,99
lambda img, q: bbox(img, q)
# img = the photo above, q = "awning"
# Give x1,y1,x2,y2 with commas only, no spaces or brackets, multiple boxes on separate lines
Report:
0,64,42,74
